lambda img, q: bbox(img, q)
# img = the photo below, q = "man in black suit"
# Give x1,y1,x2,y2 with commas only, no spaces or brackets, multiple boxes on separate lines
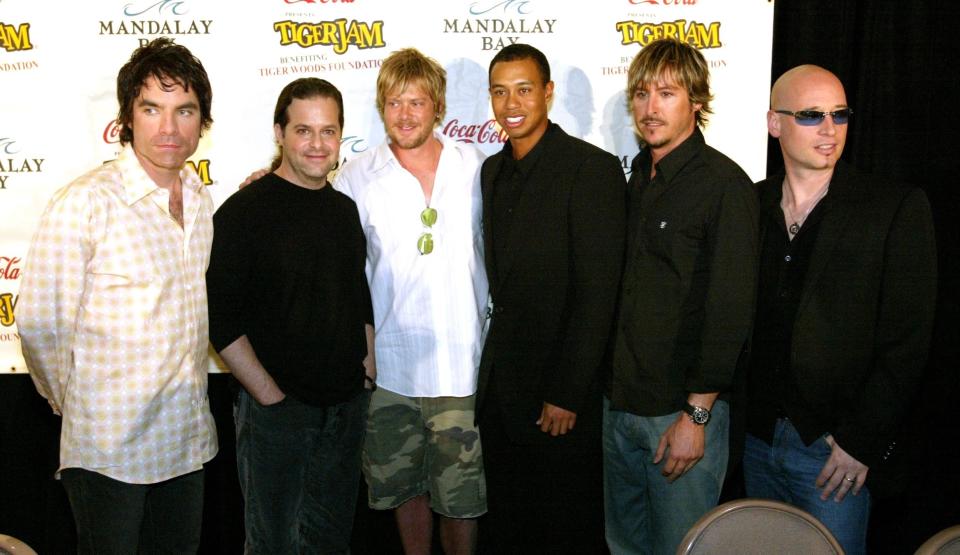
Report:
742,65,937,555
476,43,626,553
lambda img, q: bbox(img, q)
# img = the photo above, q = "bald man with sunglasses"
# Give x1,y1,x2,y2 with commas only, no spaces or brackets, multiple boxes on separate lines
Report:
742,65,937,555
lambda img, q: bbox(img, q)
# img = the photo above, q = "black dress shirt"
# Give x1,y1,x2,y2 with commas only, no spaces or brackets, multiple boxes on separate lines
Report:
746,188,829,441
609,128,758,416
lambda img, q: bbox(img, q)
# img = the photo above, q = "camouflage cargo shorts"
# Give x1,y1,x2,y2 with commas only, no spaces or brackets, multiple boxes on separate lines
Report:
362,387,487,518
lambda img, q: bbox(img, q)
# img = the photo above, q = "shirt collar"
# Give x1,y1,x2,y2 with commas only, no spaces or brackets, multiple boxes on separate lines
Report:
635,126,706,185
501,121,557,179
369,130,450,174
116,144,204,205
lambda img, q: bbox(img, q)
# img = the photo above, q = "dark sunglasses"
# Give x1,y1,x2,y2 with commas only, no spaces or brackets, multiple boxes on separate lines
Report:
774,108,852,126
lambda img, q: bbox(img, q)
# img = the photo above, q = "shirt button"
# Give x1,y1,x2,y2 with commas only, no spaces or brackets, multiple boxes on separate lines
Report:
784,255,792,262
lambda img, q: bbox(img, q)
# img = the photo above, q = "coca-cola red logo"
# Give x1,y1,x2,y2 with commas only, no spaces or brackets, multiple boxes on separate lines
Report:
103,120,122,144
0,256,20,280
442,119,508,145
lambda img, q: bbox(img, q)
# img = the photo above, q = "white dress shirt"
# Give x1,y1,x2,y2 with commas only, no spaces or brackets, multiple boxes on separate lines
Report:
336,133,488,397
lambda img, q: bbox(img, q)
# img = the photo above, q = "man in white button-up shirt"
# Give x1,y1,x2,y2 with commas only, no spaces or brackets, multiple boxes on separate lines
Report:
16,38,217,555
335,48,489,555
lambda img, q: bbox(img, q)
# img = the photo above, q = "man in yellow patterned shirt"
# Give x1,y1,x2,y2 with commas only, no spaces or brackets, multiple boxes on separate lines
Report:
16,38,218,555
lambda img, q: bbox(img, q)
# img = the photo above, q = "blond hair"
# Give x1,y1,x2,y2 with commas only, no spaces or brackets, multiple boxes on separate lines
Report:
376,48,446,123
626,39,713,127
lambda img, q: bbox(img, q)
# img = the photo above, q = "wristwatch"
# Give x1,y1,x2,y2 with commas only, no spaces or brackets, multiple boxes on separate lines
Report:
683,402,711,425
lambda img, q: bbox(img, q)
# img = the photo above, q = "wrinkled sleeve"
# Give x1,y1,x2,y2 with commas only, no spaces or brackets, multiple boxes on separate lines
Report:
546,151,626,412
16,185,97,412
686,175,758,393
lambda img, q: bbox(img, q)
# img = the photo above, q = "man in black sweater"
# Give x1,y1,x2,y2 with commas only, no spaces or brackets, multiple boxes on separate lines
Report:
206,78,375,554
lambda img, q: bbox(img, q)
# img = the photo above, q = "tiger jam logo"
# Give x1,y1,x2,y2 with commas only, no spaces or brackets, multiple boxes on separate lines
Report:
615,19,721,48
1,256,20,329
0,22,32,52
185,160,213,186
273,19,385,53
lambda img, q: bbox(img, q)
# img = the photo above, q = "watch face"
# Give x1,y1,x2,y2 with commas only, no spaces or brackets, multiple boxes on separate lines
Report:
692,406,710,424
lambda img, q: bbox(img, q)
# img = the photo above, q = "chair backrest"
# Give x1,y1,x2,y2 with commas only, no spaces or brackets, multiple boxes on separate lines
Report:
677,498,844,555
0,534,38,555
915,525,960,555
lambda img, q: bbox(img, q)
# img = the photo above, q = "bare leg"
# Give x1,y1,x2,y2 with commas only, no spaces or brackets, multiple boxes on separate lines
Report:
439,516,478,555
395,494,433,555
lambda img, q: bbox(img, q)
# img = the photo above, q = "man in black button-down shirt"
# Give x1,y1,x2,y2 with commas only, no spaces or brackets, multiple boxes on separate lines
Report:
604,39,758,555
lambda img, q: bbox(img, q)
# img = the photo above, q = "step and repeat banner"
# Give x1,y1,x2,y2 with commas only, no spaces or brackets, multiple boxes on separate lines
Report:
0,0,774,374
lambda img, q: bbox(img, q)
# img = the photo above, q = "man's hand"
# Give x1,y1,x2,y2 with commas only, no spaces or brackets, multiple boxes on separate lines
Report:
537,402,577,436
256,388,286,407
239,168,270,189
654,414,706,483
816,435,869,502
363,323,376,390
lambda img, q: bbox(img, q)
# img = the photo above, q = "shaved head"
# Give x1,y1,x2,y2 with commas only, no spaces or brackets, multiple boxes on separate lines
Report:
768,65,849,173
771,65,845,109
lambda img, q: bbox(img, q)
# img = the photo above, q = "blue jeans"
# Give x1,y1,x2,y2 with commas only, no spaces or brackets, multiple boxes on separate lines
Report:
743,419,871,555
603,398,729,555
235,389,369,555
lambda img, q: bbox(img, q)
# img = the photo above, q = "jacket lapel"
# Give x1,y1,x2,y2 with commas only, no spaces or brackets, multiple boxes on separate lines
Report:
796,163,855,316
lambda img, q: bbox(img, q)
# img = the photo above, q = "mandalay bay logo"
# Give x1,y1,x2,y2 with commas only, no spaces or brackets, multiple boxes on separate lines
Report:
444,0,556,51
0,138,44,190
99,0,213,45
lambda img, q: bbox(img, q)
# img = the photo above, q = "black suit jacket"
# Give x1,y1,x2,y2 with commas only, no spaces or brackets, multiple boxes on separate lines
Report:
476,123,626,444
753,162,937,467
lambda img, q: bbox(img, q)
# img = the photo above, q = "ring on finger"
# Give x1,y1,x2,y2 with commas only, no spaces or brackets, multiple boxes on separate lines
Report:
844,476,856,483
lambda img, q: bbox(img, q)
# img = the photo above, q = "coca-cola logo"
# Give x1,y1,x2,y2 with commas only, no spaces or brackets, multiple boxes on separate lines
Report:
103,120,122,144
442,119,508,145
0,256,20,280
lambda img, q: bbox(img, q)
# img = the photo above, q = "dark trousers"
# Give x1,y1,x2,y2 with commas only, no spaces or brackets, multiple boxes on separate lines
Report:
60,467,204,555
234,389,368,555
477,399,605,555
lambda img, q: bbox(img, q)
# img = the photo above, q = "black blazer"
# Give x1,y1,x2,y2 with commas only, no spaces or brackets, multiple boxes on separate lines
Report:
476,124,626,444
755,162,937,467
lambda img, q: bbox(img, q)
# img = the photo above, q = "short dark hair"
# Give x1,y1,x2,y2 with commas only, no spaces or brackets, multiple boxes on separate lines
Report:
488,43,551,85
270,78,345,171
116,37,212,146
274,77,344,131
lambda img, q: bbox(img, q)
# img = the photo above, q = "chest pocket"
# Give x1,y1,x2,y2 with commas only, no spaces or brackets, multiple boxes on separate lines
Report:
638,209,706,270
